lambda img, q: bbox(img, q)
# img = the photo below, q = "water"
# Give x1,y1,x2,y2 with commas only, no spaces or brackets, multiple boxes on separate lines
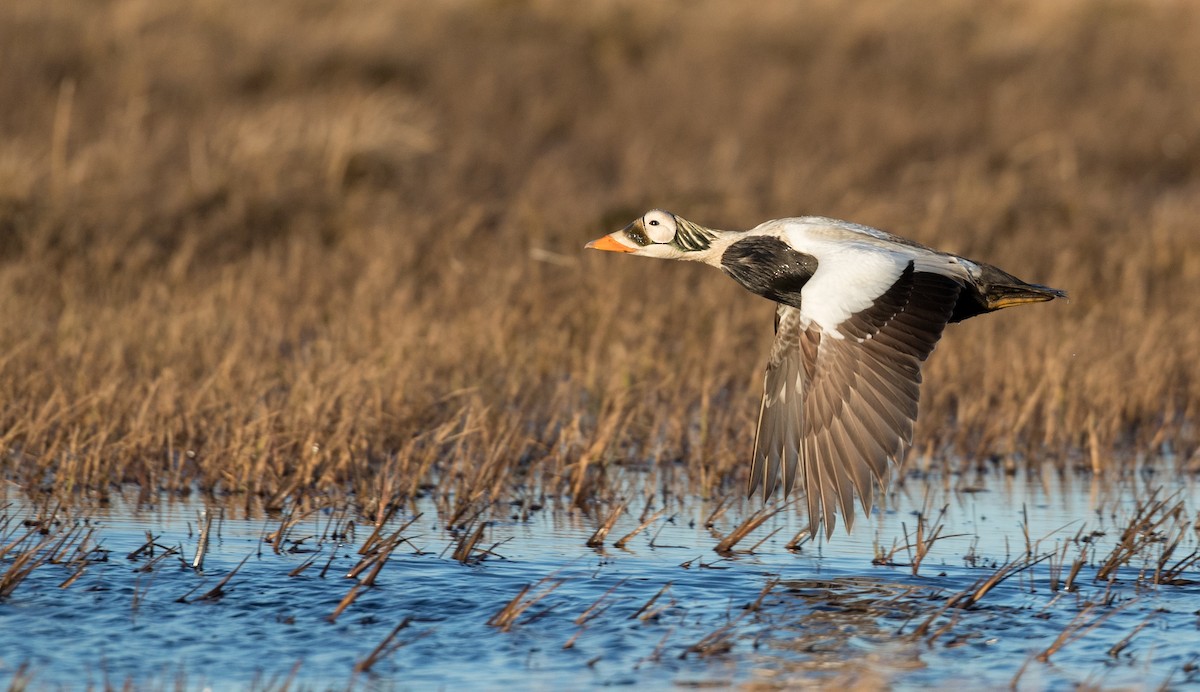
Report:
3,464,1199,690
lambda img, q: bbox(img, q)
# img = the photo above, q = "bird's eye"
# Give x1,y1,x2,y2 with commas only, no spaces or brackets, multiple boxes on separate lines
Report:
642,210,677,243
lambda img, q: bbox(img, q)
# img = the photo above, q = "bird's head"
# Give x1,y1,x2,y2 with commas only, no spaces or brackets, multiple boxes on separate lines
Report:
585,209,720,261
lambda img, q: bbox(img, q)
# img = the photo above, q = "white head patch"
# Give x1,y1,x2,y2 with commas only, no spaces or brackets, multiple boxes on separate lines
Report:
643,210,678,244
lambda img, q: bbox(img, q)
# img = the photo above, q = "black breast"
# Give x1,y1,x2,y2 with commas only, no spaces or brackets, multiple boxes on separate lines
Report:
720,236,819,309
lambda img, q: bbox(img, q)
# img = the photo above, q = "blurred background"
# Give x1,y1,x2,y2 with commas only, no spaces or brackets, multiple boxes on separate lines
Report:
1,0,1197,505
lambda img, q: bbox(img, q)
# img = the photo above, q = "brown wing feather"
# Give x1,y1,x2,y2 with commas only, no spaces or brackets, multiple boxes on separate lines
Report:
748,263,961,538
750,305,807,501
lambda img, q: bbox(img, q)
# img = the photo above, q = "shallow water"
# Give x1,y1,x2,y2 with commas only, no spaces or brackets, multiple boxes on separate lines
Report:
3,464,1200,690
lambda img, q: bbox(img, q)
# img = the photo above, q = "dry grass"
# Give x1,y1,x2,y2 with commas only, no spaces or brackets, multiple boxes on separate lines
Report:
1,0,1198,516
0,502,102,596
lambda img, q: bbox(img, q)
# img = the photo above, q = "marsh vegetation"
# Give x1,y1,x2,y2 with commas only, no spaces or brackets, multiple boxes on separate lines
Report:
1,0,1199,687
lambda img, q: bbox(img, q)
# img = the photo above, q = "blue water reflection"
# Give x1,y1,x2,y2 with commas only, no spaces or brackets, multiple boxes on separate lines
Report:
1,465,1198,689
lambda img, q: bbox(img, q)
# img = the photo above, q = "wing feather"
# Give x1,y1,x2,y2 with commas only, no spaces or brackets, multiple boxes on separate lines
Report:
747,262,961,537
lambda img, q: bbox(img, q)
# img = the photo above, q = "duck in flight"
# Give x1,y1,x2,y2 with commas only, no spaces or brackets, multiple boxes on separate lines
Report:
586,210,1066,538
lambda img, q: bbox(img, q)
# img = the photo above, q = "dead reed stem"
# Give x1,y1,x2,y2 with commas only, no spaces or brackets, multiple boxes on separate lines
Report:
630,582,673,621
451,522,487,564
1096,488,1182,582
488,577,564,632
614,509,664,550
192,553,251,603
902,504,951,576
192,510,213,571
947,552,1054,609
714,504,787,555
1009,598,1134,688
353,617,415,674
328,583,365,624
586,502,626,548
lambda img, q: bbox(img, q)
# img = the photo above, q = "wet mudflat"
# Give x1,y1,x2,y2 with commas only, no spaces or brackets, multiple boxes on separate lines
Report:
4,463,1199,690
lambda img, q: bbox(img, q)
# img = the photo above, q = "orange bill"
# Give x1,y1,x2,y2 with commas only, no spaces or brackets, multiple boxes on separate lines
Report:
585,234,636,253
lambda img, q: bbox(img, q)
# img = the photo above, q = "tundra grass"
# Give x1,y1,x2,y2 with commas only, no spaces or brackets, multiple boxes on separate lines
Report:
0,0,1198,517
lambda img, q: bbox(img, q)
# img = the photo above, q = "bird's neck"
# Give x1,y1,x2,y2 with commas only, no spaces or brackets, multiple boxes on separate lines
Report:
675,219,740,267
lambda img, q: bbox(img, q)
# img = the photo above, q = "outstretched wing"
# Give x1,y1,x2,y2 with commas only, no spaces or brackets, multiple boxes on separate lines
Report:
748,263,961,537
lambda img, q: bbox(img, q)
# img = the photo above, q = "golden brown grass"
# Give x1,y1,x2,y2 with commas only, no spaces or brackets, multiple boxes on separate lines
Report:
1,0,1198,515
